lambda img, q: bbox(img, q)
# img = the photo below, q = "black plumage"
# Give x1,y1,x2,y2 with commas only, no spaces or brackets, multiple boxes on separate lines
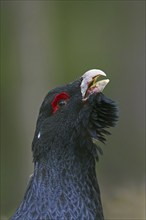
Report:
11,70,118,220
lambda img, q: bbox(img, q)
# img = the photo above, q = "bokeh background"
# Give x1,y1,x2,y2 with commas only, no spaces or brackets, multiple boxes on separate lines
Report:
1,1,145,219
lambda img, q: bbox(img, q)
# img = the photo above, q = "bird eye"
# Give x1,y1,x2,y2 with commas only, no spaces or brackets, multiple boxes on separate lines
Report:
58,99,67,107
51,92,70,113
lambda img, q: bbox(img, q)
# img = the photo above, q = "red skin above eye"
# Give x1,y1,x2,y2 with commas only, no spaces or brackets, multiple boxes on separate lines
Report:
51,92,70,113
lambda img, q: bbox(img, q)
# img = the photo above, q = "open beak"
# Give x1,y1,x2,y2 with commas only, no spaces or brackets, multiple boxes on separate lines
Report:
81,69,110,100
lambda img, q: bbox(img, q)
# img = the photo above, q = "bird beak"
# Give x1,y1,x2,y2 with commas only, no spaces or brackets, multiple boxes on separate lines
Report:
80,69,110,100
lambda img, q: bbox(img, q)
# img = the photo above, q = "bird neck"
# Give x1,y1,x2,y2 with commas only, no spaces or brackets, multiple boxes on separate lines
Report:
15,139,104,219
33,144,96,185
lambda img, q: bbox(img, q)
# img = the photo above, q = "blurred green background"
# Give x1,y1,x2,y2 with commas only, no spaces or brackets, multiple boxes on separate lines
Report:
1,1,145,219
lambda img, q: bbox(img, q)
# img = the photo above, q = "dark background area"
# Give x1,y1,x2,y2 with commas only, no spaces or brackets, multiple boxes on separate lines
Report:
1,1,145,219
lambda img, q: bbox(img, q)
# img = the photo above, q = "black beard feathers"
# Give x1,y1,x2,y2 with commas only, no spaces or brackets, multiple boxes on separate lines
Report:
89,93,119,160
72,93,119,161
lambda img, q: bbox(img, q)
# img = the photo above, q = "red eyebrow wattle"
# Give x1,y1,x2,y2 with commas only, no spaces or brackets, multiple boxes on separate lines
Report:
51,92,70,113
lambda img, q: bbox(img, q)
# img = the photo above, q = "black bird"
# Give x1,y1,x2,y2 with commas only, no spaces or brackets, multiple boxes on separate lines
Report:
11,69,118,220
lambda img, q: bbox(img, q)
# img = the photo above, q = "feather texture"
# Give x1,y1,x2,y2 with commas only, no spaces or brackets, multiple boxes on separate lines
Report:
11,74,118,220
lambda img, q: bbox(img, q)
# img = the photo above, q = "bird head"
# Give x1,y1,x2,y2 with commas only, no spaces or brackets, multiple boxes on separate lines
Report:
32,69,118,162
